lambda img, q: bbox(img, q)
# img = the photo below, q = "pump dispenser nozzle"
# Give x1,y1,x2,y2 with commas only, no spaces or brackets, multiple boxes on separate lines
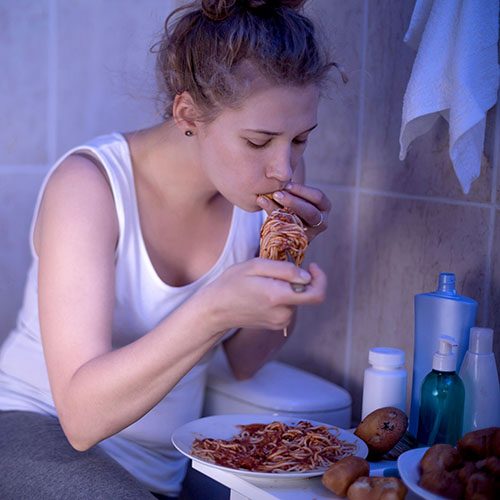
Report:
433,336,458,372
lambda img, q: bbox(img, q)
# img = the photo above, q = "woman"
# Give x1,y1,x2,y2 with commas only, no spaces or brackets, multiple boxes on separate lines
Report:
0,0,333,497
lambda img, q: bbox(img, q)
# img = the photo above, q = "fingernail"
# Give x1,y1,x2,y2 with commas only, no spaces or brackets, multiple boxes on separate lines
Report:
285,182,293,190
299,270,311,281
273,191,284,201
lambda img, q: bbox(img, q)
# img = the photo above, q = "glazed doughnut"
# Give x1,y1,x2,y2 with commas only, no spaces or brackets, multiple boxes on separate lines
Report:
465,472,497,499
418,428,500,500
458,427,500,460
419,443,462,474
321,456,369,496
346,476,407,500
419,469,464,499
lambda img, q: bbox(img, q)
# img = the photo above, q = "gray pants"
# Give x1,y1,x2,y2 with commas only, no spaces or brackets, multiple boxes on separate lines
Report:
0,410,168,500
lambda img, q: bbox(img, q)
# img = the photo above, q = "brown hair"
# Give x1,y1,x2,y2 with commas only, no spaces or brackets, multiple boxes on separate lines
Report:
153,0,337,120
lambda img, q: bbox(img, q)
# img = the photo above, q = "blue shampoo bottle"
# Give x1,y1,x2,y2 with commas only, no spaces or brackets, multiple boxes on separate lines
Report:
409,273,477,435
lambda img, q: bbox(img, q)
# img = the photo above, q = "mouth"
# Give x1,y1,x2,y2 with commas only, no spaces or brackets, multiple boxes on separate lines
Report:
259,193,275,201
258,192,287,208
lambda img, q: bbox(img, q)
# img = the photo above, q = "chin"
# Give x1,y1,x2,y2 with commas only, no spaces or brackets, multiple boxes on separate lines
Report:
232,198,262,213
238,202,262,213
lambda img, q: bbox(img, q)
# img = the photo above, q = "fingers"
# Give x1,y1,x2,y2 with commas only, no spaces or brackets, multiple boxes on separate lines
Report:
274,261,327,306
245,259,326,306
282,183,329,230
245,258,312,285
307,262,327,299
256,195,281,215
257,183,331,231
284,182,331,212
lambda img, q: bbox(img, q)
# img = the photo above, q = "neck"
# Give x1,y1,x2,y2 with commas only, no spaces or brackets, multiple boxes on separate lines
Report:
125,121,223,214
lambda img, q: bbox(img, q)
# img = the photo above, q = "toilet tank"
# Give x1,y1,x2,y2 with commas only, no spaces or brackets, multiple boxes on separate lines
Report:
203,348,352,428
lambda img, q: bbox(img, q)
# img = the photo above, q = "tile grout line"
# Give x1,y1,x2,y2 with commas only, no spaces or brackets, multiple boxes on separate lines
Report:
318,183,496,210
343,0,369,390
481,104,500,324
483,208,496,325
47,0,57,165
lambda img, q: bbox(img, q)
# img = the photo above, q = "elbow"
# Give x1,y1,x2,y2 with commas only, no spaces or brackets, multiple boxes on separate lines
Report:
63,426,96,452
67,436,94,452
59,413,99,452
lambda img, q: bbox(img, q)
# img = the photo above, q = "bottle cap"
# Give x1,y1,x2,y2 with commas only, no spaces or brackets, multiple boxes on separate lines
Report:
468,327,493,354
432,336,458,372
436,272,457,294
369,347,405,367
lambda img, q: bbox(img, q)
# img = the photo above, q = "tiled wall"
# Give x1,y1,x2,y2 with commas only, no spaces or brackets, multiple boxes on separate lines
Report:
1,1,499,421
280,0,500,419
0,0,169,340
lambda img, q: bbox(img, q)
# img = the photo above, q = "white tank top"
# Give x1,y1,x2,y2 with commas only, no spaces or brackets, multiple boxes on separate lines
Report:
0,133,264,495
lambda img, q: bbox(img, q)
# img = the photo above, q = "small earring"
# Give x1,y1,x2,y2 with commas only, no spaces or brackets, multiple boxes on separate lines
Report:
185,130,194,137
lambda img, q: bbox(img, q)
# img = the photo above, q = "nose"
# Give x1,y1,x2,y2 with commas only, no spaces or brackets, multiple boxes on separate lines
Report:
265,147,293,183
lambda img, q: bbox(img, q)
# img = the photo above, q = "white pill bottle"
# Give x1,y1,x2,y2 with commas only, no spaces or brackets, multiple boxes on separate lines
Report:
361,347,407,420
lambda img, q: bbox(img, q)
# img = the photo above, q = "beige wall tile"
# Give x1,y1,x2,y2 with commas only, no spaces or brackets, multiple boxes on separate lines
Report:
278,187,355,387
0,169,46,344
487,209,500,365
304,0,364,186
0,1,49,164
349,194,488,418
364,112,493,201
360,0,414,192
56,0,170,155
360,1,491,202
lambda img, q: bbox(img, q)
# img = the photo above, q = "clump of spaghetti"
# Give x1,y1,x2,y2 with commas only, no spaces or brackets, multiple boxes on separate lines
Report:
259,208,308,266
191,420,358,473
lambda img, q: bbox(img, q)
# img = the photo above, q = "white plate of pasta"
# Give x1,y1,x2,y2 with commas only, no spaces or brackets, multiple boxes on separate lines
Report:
171,414,368,479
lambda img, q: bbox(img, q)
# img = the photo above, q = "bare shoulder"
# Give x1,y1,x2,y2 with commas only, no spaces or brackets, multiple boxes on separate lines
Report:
45,153,113,200
34,154,119,254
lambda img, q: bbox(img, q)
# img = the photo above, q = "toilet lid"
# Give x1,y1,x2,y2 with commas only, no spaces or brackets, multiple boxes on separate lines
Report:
206,348,352,412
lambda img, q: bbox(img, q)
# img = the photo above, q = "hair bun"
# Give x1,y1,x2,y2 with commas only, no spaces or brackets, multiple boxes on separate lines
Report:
201,0,306,21
201,0,236,21
244,0,306,9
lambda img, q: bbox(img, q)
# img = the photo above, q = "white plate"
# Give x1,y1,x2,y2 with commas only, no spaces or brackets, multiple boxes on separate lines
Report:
171,413,368,479
398,447,449,500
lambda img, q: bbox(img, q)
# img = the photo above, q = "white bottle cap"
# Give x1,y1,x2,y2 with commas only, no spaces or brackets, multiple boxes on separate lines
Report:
369,347,405,367
468,327,493,354
433,336,458,372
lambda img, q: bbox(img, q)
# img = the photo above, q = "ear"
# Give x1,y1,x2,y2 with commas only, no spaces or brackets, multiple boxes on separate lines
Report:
172,92,200,134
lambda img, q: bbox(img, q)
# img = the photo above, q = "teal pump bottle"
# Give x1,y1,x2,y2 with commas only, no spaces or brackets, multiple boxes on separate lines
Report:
417,337,465,446
410,273,477,435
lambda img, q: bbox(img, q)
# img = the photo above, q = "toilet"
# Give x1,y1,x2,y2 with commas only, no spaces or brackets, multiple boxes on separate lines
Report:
202,347,352,428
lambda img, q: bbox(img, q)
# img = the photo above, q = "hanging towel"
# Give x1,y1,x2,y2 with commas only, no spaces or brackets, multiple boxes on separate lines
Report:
399,0,499,194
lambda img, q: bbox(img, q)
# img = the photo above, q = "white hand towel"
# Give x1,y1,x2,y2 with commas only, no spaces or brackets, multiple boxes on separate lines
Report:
399,0,499,194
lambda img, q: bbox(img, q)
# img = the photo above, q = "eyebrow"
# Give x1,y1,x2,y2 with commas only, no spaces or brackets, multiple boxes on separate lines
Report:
243,124,318,136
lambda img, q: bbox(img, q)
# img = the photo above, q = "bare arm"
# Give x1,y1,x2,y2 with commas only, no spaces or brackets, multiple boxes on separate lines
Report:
36,157,325,451
222,301,298,380
37,156,225,450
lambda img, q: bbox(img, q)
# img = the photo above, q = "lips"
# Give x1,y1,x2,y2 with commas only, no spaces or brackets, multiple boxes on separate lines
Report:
260,193,275,201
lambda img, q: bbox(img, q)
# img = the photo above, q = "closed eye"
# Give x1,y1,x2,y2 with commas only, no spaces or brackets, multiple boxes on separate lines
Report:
246,139,271,149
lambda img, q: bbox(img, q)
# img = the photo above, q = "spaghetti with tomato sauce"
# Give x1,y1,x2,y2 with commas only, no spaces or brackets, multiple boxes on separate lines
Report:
190,420,358,473
259,208,308,266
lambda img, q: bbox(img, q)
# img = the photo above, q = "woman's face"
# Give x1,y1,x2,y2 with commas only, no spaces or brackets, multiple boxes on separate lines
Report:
195,83,320,211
